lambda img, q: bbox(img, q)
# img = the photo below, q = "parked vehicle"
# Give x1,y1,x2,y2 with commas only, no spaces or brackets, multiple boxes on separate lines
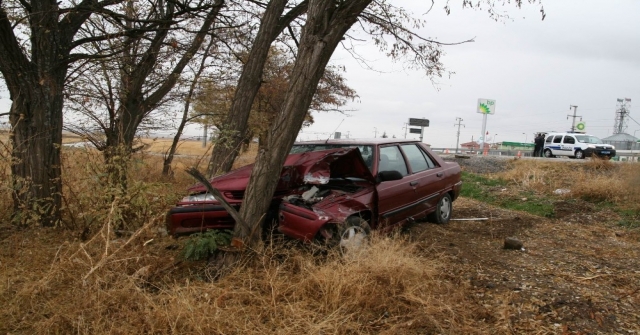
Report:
543,133,616,159
166,139,462,246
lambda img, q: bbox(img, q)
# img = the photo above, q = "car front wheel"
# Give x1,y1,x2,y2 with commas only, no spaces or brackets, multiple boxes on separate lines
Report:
544,149,553,158
428,193,452,224
575,149,584,159
317,216,370,253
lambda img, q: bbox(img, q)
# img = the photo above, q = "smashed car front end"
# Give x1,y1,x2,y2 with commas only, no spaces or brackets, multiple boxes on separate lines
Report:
278,185,374,242
277,148,376,242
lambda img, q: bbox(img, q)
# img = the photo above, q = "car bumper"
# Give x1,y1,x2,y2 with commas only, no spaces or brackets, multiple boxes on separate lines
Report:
166,204,235,236
278,203,331,242
584,148,616,157
452,181,462,201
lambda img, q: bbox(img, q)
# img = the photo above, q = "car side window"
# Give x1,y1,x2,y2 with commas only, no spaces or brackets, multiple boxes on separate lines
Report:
553,136,562,144
379,146,408,176
400,144,429,173
422,151,436,169
545,136,554,143
563,136,575,144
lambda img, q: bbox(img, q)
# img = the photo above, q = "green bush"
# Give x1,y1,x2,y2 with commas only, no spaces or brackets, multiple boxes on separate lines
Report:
182,230,233,261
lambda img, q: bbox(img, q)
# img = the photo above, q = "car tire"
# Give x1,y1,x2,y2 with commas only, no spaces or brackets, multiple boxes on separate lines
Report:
336,217,370,253
543,149,553,158
575,149,584,159
316,216,370,252
428,193,452,224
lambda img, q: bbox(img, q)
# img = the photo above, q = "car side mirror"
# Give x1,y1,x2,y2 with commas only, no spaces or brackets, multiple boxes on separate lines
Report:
377,170,403,183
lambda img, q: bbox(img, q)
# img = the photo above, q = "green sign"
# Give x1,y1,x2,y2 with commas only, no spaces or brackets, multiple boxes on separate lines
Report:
477,99,496,115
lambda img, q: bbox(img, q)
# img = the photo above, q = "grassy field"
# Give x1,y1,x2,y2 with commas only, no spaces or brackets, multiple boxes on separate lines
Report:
0,144,639,334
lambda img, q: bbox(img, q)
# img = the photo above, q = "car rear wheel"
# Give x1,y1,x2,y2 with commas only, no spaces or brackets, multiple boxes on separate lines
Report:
543,149,553,158
428,193,452,224
575,149,584,159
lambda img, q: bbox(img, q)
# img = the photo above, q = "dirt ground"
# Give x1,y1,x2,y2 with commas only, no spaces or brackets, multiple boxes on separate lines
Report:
409,197,640,334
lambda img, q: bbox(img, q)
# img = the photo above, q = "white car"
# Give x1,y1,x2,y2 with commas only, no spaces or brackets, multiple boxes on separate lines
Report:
543,133,616,159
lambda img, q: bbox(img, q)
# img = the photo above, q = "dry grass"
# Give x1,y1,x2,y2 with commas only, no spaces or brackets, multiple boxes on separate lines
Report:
0,225,490,334
498,159,640,209
140,137,213,156
2,144,639,334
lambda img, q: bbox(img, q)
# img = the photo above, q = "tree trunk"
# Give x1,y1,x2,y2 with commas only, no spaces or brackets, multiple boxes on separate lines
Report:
9,82,65,226
1,1,71,226
163,38,216,176
236,0,372,247
207,0,294,177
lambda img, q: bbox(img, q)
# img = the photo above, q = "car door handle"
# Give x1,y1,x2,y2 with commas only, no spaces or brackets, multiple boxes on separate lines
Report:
436,172,443,177
409,181,418,186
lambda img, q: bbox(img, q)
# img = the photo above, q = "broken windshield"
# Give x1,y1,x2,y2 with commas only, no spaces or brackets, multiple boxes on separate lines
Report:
290,144,374,171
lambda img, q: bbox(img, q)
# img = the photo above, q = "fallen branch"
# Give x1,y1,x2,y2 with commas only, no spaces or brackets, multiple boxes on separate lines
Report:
450,218,489,221
185,167,250,247
83,221,153,281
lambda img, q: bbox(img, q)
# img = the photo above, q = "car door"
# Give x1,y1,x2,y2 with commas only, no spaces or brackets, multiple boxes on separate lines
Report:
543,135,554,154
551,135,563,156
398,144,444,216
562,135,577,156
375,145,423,228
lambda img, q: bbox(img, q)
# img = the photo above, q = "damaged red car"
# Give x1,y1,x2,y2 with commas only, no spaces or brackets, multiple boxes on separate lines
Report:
167,139,462,246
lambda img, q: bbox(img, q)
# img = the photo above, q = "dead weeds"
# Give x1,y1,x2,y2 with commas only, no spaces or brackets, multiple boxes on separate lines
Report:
1,149,640,334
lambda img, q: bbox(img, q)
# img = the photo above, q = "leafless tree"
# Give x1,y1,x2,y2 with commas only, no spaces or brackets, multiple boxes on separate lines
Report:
0,0,132,225
63,0,224,189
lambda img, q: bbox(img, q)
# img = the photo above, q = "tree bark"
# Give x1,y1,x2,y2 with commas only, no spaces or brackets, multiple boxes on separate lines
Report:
236,0,372,247
206,0,307,177
1,1,75,226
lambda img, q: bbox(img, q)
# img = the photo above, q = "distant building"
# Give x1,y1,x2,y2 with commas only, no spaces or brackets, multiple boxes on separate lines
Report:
460,141,480,150
602,133,639,150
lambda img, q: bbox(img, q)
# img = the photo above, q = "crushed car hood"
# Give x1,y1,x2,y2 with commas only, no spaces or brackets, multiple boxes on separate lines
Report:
188,148,375,194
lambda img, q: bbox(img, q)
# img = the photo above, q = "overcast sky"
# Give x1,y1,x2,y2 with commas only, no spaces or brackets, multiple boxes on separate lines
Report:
1,0,639,148
301,0,640,147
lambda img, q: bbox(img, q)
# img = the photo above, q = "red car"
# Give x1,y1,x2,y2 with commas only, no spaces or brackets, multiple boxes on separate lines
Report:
167,139,462,246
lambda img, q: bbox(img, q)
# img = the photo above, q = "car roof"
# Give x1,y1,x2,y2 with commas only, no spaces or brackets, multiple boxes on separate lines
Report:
547,132,593,136
293,138,419,145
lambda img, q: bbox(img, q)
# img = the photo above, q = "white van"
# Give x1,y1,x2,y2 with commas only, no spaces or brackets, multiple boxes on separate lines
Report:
543,133,616,159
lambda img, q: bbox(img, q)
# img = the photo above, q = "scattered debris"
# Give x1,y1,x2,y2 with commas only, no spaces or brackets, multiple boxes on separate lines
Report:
554,188,571,195
504,237,524,250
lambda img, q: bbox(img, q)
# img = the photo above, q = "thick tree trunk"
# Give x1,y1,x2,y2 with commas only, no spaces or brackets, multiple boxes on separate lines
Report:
9,83,65,226
236,0,372,247
207,0,291,177
1,1,72,226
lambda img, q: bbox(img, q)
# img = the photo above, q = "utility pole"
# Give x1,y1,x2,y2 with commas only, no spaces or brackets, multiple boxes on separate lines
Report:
403,123,408,139
373,127,378,138
454,117,465,154
567,105,582,132
202,125,207,148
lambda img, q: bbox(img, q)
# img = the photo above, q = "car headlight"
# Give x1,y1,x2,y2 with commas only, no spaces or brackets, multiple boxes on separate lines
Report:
182,193,216,202
588,144,596,148
611,145,615,150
